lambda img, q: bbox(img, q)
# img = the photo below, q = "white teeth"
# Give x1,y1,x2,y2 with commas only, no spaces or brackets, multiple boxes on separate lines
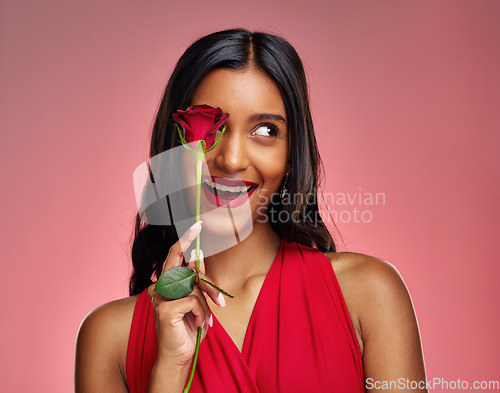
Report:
205,179,252,193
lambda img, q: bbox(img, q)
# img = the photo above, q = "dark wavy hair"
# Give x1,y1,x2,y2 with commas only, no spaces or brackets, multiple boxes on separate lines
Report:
129,28,337,296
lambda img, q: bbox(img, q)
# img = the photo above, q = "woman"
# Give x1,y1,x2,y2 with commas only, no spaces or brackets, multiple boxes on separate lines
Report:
75,29,427,392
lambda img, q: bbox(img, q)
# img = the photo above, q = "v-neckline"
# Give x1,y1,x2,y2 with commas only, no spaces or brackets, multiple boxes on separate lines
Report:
210,239,284,358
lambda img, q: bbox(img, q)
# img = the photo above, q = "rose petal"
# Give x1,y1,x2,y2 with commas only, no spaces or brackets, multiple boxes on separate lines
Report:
173,105,229,149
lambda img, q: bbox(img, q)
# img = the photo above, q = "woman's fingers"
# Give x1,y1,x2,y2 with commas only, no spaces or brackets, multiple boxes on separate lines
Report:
187,248,205,274
199,280,227,308
188,249,226,308
154,219,225,323
188,248,206,273
162,221,203,273
189,285,213,327
162,293,208,328
148,284,211,329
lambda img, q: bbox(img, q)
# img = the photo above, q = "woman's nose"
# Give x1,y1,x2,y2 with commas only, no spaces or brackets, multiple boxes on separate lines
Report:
212,131,250,174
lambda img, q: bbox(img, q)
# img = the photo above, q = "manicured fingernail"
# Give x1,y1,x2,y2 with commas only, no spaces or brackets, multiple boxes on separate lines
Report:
187,221,203,241
190,249,203,263
209,314,213,327
189,220,202,231
217,292,226,307
201,320,206,329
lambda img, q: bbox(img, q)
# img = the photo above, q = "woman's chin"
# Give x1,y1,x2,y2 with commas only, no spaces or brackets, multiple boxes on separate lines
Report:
180,196,254,257
197,215,253,257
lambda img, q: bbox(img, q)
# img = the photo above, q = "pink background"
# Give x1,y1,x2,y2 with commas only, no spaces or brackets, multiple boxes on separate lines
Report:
1,0,499,391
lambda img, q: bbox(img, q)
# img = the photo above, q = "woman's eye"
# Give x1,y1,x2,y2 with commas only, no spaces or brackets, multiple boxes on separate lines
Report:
252,124,279,137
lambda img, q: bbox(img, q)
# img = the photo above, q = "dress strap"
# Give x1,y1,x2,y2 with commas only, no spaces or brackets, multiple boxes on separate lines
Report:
126,289,157,393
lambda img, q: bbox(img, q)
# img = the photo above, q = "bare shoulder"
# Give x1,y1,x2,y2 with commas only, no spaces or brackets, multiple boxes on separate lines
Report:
323,251,427,388
79,295,139,333
327,252,427,386
323,252,416,353
75,295,139,393
324,251,409,300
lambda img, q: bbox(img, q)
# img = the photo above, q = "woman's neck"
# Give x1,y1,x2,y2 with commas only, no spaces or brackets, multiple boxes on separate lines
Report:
203,221,281,291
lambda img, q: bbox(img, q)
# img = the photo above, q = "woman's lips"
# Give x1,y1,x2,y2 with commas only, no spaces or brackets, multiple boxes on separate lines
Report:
202,176,257,208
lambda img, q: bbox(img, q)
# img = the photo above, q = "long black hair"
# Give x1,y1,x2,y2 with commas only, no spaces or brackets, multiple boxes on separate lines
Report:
129,28,336,296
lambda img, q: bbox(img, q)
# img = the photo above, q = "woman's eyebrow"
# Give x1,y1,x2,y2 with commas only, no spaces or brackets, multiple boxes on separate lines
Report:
249,113,287,124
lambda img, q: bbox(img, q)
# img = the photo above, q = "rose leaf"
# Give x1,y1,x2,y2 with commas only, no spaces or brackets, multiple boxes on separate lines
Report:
155,266,196,299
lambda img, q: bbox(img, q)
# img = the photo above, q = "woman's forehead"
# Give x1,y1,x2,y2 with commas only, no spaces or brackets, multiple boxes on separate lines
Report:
190,68,287,121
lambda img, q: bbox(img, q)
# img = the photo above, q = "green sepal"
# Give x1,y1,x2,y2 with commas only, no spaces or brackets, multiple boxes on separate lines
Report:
204,125,226,152
176,124,195,153
198,272,234,298
155,266,196,299
194,140,206,156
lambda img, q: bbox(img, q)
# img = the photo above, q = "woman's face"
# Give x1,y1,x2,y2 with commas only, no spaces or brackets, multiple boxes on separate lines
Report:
182,67,290,244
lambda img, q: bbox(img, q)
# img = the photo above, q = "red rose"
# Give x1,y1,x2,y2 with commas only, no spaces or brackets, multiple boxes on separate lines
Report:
173,104,229,151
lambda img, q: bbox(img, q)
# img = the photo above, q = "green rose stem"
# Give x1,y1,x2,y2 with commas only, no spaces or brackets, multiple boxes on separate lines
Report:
174,124,230,393
155,114,233,392
193,141,204,271
184,140,204,393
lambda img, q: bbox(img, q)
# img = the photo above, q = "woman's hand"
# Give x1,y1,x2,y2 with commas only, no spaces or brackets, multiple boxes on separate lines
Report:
147,221,225,367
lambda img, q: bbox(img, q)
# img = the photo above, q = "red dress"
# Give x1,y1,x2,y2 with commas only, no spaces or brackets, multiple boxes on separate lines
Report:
126,240,364,392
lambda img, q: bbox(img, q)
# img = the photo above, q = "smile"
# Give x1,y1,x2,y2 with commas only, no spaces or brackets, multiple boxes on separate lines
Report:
202,176,257,208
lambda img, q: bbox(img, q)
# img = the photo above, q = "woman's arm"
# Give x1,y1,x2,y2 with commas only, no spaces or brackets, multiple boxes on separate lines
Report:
75,297,136,393
75,222,224,393
331,252,427,393
74,288,210,393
